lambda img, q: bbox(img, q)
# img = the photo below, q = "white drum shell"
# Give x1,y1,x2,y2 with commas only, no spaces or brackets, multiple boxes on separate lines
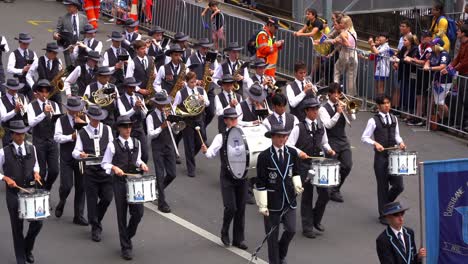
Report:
18,191,50,220
310,161,340,188
241,125,270,169
388,151,418,176
126,176,157,203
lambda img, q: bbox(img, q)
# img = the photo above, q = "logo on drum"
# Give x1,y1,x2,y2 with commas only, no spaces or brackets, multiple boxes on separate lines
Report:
399,163,408,173
319,174,329,185
35,207,45,217
134,191,145,201
269,172,277,180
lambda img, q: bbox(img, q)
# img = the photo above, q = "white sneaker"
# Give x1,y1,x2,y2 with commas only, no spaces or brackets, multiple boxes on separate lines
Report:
108,18,115,23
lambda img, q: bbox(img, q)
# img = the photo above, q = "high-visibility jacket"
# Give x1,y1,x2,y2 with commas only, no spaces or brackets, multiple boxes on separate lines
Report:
255,26,281,77
84,0,101,29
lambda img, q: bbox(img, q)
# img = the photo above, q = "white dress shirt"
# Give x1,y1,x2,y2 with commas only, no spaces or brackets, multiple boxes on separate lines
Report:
287,118,332,154
0,36,10,53
390,226,406,249
173,85,210,112
7,48,38,76
262,112,299,130
146,109,165,139
361,112,403,146
26,56,63,88
286,78,308,108
319,100,356,129
0,142,40,180
54,113,75,144
72,123,114,159
212,59,249,83
101,136,145,174
117,92,148,117
0,93,29,123
244,73,274,91
153,62,187,92
214,90,243,116
26,98,61,127
64,63,94,96
204,133,224,159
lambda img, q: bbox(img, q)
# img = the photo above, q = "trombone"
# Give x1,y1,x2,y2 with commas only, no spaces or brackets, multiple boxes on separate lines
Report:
162,107,184,158
338,94,361,127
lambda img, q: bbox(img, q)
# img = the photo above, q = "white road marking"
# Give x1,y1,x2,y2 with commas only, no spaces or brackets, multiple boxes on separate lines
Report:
144,203,268,264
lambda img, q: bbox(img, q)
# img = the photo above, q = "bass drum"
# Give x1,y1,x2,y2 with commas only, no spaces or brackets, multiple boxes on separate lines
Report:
223,125,270,180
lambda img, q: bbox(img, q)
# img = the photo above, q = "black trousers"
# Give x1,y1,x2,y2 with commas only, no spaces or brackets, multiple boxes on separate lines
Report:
131,127,148,163
113,176,144,251
6,189,43,264
220,172,247,244
59,158,85,219
34,139,59,191
264,208,296,264
182,123,206,176
330,147,353,191
152,147,176,207
374,152,404,216
84,167,114,233
301,181,329,232
204,93,216,127
0,64,5,89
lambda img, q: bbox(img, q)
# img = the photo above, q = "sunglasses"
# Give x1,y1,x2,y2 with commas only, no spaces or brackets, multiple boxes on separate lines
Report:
391,212,405,217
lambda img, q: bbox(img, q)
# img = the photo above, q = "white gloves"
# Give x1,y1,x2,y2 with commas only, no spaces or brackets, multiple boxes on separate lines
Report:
253,189,269,216
292,175,304,194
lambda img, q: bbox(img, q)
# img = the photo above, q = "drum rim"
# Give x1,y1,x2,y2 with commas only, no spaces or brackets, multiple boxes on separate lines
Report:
126,175,157,181
223,126,249,180
388,150,418,155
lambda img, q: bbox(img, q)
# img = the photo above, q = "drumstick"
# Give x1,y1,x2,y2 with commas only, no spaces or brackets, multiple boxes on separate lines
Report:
195,126,205,145
383,146,400,151
306,156,327,160
123,173,142,177
16,186,33,194
36,179,43,186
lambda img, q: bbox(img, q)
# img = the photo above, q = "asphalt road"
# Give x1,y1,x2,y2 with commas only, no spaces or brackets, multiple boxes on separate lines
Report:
0,1,467,264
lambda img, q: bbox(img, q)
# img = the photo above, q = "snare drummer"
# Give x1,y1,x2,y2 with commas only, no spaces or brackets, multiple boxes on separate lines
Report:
72,105,114,242
262,93,299,131
201,108,249,250
361,95,405,225
0,120,42,264
286,98,336,239
101,116,148,261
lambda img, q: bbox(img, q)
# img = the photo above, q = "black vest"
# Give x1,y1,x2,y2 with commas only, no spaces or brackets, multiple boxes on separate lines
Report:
162,63,185,93
77,65,96,96
107,47,128,85
149,110,173,151
121,32,140,58
58,115,76,162
288,81,315,121
111,138,139,177
31,100,58,142
148,44,165,69
13,49,34,82
295,121,324,158
37,56,60,81
79,124,110,157
267,113,295,131
323,103,349,150
3,143,36,188
182,48,192,64
240,101,258,122
0,36,4,65
76,39,100,65
188,52,214,80
373,114,397,149
1,94,25,124
120,94,144,129
132,55,154,88
180,87,205,122
216,92,241,133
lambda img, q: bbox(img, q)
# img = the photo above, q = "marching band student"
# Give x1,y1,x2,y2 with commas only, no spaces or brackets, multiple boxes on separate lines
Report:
125,40,153,96
53,97,87,225
214,74,243,133
238,82,269,127
201,107,249,250
173,32,193,63
245,58,274,91
72,24,103,65
117,77,148,163
286,98,336,239
255,125,303,264
213,42,249,96
361,95,406,225
147,26,168,69
147,91,177,213
0,79,29,146
64,50,99,97
27,79,61,192
0,120,42,264
121,18,141,58
26,42,63,105
319,83,355,203
7,33,38,101
154,44,186,94
173,72,209,178
262,93,299,131
101,116,149,261
285,61,317,121
72,105,114,242
102,31,130,91
0,34,10,85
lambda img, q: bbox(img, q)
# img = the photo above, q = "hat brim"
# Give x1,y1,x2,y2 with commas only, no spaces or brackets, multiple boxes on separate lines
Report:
63,101,85,112
125,22,139,28
150,97,172,105
264,129,291,138
302,103,321,110
14,37,33,44
84,29,98,34
165,49,184,56
85,109,108,121
383,206,409,217
197,43,214,48
43,48,60,53
224,47,243,52
97,70,114,76
117,120,135,126
246,89,267,102
124,82,142,87
63,1,80,6
175,36,189,42
222,113,241,119
252,63,268,68
3,83,25,91
34,84,53,92
108,35,125,42
7,127,31,134
217,79,235,86
149,30,164,35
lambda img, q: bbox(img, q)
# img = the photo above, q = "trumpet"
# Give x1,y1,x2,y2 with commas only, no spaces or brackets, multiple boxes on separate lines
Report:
304,77,318,96
135,97,148,113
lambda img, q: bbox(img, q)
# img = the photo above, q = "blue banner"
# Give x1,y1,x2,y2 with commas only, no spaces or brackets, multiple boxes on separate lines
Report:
424,159,468,264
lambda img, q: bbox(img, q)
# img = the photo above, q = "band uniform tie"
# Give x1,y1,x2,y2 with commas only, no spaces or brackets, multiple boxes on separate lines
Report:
278,149,284,165
278,115,283,126
397,232,406,251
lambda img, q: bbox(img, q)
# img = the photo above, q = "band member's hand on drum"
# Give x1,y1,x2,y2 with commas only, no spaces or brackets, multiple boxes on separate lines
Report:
298,151,309,160
399,142,406,150
259,206,269,217
140,163,149,173
2,176,17,188
112,166,125,176
34,172,41,183
79,152,89,159
327,149,336,156
374,142,384,152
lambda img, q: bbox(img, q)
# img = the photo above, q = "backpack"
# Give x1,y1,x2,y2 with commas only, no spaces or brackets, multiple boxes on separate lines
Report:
246,29,265,56
436,16,457,45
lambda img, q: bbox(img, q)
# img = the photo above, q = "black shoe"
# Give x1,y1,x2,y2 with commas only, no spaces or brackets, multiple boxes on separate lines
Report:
73,217,89,226
330,191,344,203
221,232,230,246
176,156,182,164
314,223,325,232
121,249,133,260
25,252,34,263
158,204,172,213
280,259,288,264
91,230,101,242
187,174,196,178
232,241,248,250
55,200,65,218
302,230,316,239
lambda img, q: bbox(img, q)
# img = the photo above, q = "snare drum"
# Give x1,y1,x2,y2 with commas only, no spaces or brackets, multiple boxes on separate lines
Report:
18,189,50,220
309,159,340,188
388,150,417,176
126,175,157,203
223,125,270,179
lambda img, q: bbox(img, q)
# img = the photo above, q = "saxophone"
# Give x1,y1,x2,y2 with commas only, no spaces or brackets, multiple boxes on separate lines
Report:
169,63,186,101
144,57,156,104
48,68,67,99
232,61,249,91
202,60,212,92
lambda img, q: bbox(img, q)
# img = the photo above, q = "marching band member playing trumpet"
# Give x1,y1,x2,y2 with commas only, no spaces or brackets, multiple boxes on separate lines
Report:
27,79,61,192
102,31,130,92
54,97,88,225
72,105,114,243
201,107,249,250
147,26,168,69
101,116,149,261
72,24,103,65
286,61,318,121
213,42,249,96
262,93,299,131
238,82,269,127
245,58,273,91
0,79,29,146
125,40,153,97
318,83,355,203
214,74,243,133
286,98,335,239
117,77,149,163
147,91,177,213
173,72,209,178
121,18,141,59
361,95,406,225
64,50,100,97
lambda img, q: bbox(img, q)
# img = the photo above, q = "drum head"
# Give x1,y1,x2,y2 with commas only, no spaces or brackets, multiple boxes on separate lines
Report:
223,126,248,179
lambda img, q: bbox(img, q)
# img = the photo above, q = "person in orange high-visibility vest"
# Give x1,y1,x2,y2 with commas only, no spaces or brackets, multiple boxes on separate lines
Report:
84,0,101,29
255,17,284,77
